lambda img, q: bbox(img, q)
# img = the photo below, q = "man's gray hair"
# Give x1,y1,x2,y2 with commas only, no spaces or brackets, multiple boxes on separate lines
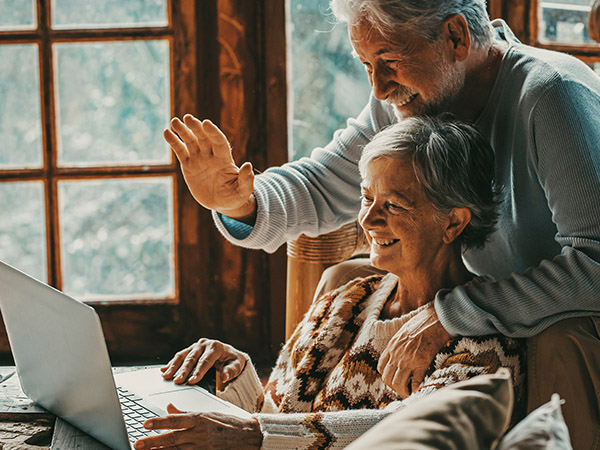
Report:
330,0,495,48
359,116,502,249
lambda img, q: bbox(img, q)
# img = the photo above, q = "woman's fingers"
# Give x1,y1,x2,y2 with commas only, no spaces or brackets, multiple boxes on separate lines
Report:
135,428,194,449
186,344,222,385
166,403,185,414
161,348,193,380
219,361,242,384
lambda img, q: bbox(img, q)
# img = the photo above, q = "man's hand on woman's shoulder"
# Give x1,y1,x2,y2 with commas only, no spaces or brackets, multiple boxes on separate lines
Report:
378,304,452,398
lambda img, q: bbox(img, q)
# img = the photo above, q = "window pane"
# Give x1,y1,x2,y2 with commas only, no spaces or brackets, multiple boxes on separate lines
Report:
288,0,371,161
54,40,170,167
0,182,47,281
58,177,175,300
52,0,167,29
539,1,594,44
0,0,36,30
0,44,43,169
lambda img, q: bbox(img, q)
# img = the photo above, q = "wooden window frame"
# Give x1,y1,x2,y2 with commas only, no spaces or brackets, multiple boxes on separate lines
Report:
0,0,180,305
489,0,600,63
530,0,600,56
0,0,288,366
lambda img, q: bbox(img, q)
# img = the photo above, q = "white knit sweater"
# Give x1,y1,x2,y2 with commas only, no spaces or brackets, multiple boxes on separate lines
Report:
218,274,524,449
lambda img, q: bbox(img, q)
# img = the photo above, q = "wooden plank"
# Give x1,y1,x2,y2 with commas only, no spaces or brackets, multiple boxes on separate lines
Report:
0,417,54,450
0,367,54,449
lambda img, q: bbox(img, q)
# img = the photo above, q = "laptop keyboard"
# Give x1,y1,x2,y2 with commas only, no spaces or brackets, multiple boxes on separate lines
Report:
117,386,160,443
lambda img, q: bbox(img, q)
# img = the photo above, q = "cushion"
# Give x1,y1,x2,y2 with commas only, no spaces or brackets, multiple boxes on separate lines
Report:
346,369,514,450
496,394,573,450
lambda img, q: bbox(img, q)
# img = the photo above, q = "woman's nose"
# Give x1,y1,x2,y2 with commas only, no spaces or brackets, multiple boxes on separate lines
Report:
359,204,384,230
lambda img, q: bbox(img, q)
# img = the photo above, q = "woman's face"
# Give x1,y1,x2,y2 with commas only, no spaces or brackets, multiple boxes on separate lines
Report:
358,157,450,276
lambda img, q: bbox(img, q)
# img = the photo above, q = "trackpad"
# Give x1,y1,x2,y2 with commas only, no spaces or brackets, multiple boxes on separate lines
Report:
147,389,251,419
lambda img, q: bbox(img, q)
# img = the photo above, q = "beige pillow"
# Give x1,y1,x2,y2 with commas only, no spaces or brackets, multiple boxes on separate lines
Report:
347,369,514,450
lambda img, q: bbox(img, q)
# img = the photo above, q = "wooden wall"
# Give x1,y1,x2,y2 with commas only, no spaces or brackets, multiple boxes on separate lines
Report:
167,0,289,367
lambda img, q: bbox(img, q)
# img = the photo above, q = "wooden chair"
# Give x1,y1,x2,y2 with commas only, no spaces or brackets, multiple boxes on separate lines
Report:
590,0,600,43
285,222,369,338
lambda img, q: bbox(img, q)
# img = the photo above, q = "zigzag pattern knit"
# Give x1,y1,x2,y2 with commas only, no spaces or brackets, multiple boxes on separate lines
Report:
218,274,524,449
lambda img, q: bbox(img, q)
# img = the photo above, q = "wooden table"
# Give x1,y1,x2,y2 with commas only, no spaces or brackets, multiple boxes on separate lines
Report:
0,366,144,449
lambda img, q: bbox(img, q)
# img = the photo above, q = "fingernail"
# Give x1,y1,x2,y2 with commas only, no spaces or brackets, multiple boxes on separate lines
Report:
134,442,143,449
145,421,153,429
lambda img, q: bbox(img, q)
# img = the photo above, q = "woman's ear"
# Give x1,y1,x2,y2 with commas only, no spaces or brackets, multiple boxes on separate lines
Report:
443,14,471,62
442,207,471,244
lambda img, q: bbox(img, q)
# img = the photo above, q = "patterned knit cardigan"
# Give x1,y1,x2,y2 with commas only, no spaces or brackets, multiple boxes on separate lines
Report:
218,274,524,450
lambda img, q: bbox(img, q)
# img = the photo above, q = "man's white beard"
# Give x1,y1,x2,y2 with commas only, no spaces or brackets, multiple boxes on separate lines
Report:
391,60,465,120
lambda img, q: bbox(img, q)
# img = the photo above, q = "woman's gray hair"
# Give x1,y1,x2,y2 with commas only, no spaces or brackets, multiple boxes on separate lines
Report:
359,116,502,249
330,0,495,48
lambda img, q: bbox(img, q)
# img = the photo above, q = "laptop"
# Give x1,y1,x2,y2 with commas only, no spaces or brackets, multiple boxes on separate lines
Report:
0,260,252,450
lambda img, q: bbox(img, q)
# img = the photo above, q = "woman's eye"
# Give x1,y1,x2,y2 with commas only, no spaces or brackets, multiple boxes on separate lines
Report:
387,203,406,213
360,195,373,205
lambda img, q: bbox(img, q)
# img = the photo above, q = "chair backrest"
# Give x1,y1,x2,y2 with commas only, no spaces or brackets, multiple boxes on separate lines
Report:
590,0,600,43
285,221,369,338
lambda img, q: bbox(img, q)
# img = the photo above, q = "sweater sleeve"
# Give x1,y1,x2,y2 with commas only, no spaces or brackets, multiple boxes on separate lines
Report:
437,76,600,337
254,402,405,450
212,94,395,253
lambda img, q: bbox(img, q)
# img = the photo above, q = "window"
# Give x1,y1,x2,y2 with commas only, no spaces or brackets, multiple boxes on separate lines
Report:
528,0,600,71
537,0,594,45
0,0,176,303
0,1,286,366
287,0,371,161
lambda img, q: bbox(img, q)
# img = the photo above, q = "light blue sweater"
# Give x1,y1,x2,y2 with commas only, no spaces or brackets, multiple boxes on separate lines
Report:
213,21,600,338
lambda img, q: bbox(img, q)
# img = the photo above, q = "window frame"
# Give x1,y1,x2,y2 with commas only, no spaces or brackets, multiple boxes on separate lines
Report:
0,0,288,366
0,0,180,305
530,0,600,55
489,0,600,63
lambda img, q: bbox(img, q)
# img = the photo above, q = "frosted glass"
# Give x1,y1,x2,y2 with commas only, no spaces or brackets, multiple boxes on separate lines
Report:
52,0,167,29
0,0,36,30
58,177,175,300
0,182,47,282
0,44,43,169
288,0,371,161
54,40,170,167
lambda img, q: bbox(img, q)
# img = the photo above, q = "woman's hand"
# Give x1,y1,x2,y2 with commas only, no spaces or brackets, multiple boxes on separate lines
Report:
134,404,262,450
164,114,256,222
161,338,247,386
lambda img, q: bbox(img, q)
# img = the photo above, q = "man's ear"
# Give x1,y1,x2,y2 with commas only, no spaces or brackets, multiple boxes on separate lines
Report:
442,14,471,62
442,207,471,244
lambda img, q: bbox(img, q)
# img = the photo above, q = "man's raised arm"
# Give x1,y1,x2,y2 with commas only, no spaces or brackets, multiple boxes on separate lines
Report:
164,114,257,225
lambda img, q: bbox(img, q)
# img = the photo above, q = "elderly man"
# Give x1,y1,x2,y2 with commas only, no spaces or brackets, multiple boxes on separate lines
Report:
165,0,600,447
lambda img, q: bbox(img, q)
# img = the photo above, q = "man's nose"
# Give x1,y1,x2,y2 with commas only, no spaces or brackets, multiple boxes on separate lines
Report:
371,68,398,101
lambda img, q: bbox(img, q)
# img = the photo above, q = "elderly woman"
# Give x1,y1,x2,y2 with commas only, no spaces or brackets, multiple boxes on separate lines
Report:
135,117,524,450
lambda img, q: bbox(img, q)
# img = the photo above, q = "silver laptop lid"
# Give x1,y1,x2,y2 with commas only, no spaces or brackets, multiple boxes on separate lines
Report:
0,260,131,450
